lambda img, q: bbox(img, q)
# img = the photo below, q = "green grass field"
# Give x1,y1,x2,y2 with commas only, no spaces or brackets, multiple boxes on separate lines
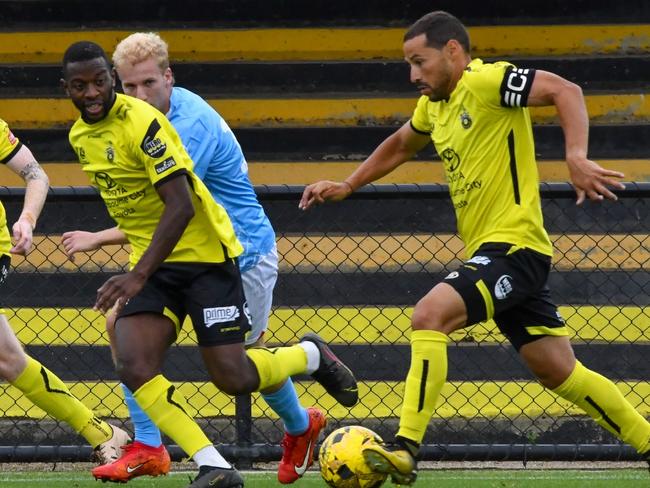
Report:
0,469,647,487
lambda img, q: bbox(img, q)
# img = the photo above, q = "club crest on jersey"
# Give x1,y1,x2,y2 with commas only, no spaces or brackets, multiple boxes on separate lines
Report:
106,145,114,162
460,109,472,129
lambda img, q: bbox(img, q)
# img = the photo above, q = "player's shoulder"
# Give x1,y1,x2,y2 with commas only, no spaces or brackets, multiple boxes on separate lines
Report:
464,58,513,79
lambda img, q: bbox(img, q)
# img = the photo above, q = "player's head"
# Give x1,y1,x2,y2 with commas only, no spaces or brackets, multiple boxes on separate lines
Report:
61,41,116,122
403,11,471,101
113,32,174,114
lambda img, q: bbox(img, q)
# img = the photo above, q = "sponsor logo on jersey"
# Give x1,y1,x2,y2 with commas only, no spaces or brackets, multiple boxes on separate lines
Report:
441,147,461,172
94,171,118,189
140,119,167,158
494,275,513,300
203,306,240,327
154,156,177,174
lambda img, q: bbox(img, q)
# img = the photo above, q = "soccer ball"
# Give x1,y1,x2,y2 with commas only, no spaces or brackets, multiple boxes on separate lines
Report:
319,425,388,488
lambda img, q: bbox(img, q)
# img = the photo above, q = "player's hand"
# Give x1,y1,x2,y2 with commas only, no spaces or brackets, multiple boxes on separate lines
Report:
61,230,101,262
567,157,625,205
10,217,34,256
299,180,353,210
94,271,146,314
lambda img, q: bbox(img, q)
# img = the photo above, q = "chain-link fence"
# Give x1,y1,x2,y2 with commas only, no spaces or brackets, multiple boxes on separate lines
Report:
1,183,648,463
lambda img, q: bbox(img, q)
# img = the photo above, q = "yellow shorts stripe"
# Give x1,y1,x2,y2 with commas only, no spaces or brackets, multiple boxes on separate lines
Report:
475,279,494,319
525,325,570,337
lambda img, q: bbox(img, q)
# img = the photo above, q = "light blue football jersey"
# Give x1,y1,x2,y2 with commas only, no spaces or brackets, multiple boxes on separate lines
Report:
167,87,276,272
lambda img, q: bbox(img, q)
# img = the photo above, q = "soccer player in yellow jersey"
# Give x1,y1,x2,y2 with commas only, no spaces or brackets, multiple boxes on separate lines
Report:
0,118,130,464
61,41,358,488
300,10,649,485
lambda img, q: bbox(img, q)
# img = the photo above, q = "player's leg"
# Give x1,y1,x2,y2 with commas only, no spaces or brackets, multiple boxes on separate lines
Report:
362,281,465,485
0,313,129,463
91,311,169,482
520,330,650,456
241,247,326,484
189,258,357,404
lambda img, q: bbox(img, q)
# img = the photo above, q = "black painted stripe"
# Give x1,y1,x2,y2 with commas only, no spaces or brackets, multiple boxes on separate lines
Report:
585,395,622,434
507,130,521,205
4,268,650,307
9,125,650,163
3,0,650,26
23,343,650,382
2,57,649,98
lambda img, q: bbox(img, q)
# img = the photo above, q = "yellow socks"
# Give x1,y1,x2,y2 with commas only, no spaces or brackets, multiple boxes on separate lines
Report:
246,345,308,391
553,360,650,453
10,356,111,448
397,330,450,444
134,375,211,457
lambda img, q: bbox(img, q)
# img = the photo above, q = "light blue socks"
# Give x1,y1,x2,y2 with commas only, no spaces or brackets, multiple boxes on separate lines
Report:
262,377,309,435
121,383,162,447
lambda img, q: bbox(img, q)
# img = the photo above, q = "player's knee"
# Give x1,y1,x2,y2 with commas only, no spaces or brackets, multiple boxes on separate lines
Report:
115,358,156,392
210,367,259,395
411,300,444,331
0,346,27,381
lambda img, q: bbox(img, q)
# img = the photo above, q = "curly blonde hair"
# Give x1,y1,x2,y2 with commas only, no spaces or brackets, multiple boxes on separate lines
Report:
113,32,169,71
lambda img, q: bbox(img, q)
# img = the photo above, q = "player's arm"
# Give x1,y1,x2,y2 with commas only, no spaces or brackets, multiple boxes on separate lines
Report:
299,121,430,210
94,173,194,313
5,144,49,255
526,69,624,204
61,226,128,262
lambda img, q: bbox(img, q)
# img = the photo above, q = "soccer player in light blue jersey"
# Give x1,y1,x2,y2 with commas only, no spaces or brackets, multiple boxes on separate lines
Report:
61,33,332,485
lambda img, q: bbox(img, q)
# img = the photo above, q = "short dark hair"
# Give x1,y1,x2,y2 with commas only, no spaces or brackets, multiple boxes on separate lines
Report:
62,41,111,77
404,11,470,53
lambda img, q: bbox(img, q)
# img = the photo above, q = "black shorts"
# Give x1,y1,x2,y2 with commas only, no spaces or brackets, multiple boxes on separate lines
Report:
116,259,251,347
443,242,567,350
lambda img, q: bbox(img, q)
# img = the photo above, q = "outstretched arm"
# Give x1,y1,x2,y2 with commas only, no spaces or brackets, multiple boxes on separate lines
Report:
299,121,430,210
5,144,49,255
61,227,128,262
527,70,624,204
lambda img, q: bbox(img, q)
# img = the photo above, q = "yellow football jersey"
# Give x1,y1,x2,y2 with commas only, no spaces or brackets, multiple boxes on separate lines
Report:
0,118,23,257
68,94,243,268
411,58,552,258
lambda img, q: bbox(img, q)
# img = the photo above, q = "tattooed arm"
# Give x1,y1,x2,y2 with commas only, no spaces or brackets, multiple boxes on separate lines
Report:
6,145,49,255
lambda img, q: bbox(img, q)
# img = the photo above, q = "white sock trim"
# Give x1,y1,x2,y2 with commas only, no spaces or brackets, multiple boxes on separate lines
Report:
299,341,320,374
193,445,231,469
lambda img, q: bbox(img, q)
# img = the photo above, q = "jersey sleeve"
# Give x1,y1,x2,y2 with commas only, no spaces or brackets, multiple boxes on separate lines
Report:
410,95,433,134
466,61,537,109
136,115,191,188
0,118,23,164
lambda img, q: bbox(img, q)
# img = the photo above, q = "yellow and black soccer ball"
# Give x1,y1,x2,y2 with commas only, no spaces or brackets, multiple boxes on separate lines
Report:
319,425,388,488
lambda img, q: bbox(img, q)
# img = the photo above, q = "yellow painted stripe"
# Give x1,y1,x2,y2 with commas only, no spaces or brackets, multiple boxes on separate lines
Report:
4,95,650,129
1,380,648,419
12,233,650,272
1,26,649,63
1,160,648,187
6,306,650,345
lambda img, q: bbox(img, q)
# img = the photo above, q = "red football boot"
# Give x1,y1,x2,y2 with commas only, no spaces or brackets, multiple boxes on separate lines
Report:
278,407,327,484
92,441,171,482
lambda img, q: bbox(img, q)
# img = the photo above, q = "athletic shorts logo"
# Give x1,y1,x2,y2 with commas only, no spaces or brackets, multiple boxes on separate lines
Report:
445,271,459,280
494,275,513,300
467,255,491,266
203,306,240,327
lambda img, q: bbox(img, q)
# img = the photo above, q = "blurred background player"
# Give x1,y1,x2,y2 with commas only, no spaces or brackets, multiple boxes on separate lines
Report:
300,10,650,486
0,117,130,465
61,40,357,488
62,32,326,485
